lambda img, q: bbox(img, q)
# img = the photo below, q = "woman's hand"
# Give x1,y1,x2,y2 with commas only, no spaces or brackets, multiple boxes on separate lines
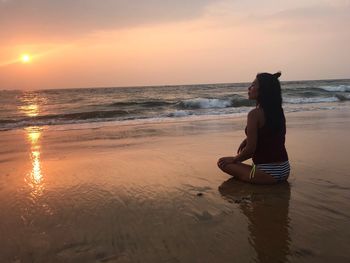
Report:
217,156,238,170
237,139,247,154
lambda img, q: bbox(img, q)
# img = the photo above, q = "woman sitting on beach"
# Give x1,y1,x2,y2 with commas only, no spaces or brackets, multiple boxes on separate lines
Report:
217,72,290,184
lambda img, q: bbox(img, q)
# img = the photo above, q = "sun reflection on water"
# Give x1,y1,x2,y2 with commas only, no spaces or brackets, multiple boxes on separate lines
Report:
18,91,47,118
25,126,44,198
19,104,39,117
31,150,42,184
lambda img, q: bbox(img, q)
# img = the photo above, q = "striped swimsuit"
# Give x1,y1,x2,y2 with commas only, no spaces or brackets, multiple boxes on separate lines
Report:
253,161,290,182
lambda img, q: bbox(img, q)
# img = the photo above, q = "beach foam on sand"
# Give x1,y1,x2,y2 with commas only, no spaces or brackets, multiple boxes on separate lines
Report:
0,109,349,262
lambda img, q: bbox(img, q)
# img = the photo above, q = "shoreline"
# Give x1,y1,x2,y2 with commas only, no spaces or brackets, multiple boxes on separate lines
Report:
1,102,349,133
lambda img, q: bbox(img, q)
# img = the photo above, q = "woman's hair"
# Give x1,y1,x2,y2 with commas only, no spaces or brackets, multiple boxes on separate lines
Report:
256,72,286,134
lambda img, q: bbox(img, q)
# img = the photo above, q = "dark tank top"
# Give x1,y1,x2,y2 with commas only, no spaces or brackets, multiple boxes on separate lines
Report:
245,125,289,164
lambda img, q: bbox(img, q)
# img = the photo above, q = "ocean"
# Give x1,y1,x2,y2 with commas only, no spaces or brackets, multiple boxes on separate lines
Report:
1,79,350,131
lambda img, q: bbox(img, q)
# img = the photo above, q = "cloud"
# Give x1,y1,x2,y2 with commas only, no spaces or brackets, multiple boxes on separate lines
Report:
253,4,350,36
261,3,350,20
209,1,350,36
0,0,215,41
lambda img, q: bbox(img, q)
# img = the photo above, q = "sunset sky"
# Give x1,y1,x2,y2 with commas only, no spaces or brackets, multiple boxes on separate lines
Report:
0,0,349,90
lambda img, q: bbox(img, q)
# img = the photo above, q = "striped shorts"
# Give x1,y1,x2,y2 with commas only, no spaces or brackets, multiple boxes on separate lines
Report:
255,161,290,182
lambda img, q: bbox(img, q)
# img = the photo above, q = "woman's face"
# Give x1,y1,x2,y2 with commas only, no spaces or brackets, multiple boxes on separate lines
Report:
248,78,259,100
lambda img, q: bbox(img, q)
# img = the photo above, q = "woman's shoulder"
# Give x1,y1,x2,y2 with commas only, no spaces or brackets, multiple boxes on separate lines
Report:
248,108,265,127
248,108,264,119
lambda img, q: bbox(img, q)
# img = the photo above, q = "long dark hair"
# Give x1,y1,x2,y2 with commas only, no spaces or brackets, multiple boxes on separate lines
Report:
256,72,286,134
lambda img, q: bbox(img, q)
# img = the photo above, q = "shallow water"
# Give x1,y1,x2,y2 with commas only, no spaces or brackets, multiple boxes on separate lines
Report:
0,110,349,262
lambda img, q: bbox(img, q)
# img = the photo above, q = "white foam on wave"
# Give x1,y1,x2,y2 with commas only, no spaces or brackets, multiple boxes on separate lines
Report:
319,85,350,92
47,111,249,132
181,98,231,109
284,97,339,104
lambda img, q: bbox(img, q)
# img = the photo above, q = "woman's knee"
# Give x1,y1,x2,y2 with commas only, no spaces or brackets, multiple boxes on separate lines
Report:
219,162,238,174
217,158,226,171
217,157,226,170
218,157,235,168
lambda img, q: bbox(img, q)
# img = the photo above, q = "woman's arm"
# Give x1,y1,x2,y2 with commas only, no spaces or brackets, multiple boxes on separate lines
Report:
237,138,247,154
233,110,258,163
217,110,258,169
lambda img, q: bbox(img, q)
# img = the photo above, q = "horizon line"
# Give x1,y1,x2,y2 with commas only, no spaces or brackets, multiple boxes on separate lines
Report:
2,77,349,92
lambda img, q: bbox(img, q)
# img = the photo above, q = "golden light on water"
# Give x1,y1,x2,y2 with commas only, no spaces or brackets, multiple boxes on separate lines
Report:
26,126,42,146
19,96,45,193
25,127,44,198
31,150,42,185
18,92,45,117
28,128,41,144
20,104,39,117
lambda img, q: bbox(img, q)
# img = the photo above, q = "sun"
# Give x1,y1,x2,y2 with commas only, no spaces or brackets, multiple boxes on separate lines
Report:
21,54,31,63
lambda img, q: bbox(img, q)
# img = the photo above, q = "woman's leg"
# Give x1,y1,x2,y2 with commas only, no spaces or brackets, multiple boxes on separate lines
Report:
218,161,278,185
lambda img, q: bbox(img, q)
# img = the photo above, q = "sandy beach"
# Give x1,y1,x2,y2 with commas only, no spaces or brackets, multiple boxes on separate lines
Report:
0,109,349,263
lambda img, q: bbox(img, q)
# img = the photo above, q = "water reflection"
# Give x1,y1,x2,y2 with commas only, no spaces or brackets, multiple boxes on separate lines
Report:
25,126,44,198
219,179,291,263
18,92,43,117
19,104,39,117
17,92,46,199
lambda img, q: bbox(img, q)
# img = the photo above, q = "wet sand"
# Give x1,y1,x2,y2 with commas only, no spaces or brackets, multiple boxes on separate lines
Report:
0,109,349,263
